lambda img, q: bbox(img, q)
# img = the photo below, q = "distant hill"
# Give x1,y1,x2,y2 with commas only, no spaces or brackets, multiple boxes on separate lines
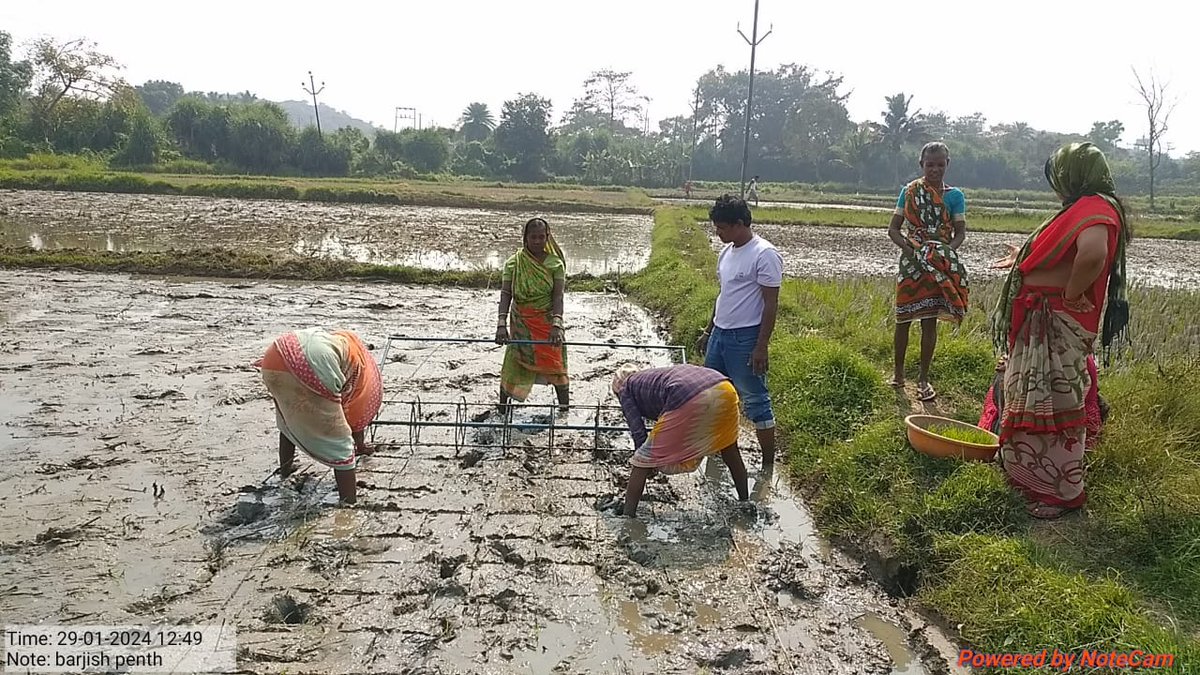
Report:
275,100,385,137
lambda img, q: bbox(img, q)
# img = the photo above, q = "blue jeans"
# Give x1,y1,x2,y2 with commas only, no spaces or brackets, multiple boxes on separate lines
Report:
703,325,775,430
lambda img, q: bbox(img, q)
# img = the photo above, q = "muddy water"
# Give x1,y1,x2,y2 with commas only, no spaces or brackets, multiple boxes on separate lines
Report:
727,223,1200,289
0,269,959,673
0,190,652,275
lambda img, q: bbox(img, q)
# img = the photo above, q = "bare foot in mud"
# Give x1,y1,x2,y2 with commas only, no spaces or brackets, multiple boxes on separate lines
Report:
751,466,775,502
356,444,376,457
279,461,297,479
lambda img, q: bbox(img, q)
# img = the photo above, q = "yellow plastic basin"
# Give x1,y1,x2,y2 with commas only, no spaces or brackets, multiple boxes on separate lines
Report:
904,414,998,461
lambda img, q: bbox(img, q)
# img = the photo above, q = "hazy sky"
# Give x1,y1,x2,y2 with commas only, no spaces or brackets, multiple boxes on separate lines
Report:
3,0,1196,155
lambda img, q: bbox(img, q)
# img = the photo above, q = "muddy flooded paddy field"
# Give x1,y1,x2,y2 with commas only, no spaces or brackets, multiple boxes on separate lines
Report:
0,190,652,275
0,269,961,673
736,223,1200,289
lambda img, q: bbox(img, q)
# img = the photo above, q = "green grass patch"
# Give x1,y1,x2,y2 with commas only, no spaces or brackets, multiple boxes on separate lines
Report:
625,206,1200,663
922,534,1200,668
924,423,998,446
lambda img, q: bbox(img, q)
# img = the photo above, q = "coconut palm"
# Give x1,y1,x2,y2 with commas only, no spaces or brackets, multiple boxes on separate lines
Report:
872,93,928,185
459,102,495,143
838,122,882,186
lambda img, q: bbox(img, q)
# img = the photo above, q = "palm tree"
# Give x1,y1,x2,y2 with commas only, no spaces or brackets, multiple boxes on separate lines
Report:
839,122,881,186
871,93,928,185
459,102,495,143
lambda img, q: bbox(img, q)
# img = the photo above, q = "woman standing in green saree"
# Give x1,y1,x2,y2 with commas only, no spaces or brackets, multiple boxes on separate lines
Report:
495,217,569,411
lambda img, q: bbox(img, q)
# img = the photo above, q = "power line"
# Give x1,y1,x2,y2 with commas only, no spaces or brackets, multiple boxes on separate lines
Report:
736,0,772,199
302,71,326,138
394,106,417,132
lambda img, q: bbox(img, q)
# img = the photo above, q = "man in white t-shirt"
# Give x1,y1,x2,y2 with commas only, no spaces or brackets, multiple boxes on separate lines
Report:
696,194,783,464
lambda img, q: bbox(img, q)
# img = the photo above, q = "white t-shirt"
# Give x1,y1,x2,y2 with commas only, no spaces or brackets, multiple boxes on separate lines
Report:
714,234,783,330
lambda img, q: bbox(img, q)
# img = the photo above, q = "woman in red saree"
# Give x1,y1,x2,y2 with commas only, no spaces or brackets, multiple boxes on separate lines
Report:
977,353,1108,451
990,142,1130,519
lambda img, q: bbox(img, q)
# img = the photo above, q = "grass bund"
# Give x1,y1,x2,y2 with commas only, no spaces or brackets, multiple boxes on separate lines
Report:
0,246,614,292
0,168,655,215
672,204,1200,241
654,179,1200,218
1,198,1198,667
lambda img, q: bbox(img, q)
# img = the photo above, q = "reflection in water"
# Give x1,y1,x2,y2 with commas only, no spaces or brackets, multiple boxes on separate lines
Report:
24,230,130,254
330,507,359,540
616,599,679,654
693,602,722,627
1,191,652,276
856,612,927,675
704,453,829,559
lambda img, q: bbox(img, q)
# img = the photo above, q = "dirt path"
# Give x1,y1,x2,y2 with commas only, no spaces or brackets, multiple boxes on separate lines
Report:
0,270,958,674
0,189,652,275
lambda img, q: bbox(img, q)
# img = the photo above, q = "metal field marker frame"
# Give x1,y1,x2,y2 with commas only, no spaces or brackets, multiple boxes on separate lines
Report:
369,335,686,454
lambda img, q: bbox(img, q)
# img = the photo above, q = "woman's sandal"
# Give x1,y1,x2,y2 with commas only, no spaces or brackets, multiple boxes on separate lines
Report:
1026,502,1079,520
917,382,937,401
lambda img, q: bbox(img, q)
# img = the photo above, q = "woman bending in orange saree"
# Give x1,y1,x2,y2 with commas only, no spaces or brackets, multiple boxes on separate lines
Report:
991,142,1130,519
256,328,383,504
494,218,569,411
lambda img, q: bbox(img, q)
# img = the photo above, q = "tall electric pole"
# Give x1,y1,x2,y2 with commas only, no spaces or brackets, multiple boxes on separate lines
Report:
737,0,772,198
302,71,326,138
394,107,417,132
688,85,702,183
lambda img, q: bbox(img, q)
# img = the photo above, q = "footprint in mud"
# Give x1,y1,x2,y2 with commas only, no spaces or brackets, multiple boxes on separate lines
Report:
459,449,485,469
490,541,527,567
511,413,552,434
228,494,266,525
425,552,469,579
491,588,520,611
263,593,314,625
697,647,753,670
762,541,825,600
203,474,333,540
595,494,624,515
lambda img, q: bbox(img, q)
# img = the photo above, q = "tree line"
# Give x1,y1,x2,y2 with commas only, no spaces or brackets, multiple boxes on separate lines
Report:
1,32,1195,203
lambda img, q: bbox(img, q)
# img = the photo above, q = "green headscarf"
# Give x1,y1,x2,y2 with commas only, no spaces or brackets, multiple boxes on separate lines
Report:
990,142,1130,361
